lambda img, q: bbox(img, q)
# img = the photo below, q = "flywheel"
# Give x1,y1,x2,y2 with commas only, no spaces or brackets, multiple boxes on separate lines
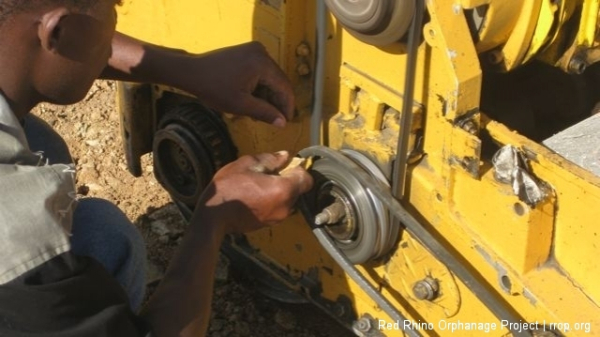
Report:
325,0,416,46
298,146,399,264
153,102,237,208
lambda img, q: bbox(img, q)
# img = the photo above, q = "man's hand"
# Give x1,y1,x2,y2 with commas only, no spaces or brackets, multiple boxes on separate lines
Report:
104,34,294,127
142,152,312,337
176,43,295,127
197,150,313,234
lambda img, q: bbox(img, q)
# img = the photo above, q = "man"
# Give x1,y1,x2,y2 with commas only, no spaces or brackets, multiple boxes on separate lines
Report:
0,0,313,336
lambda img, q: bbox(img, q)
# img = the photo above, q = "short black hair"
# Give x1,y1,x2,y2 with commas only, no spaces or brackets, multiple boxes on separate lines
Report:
0,0,104,24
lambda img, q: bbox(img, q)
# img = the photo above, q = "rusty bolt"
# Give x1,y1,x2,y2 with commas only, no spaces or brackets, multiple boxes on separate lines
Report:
488,49,504,65
462,120,478,135
295,43,311,56
296,63,311,76
412,277,439,301
355,317,372,333
334,302,346,318
568,56,587,74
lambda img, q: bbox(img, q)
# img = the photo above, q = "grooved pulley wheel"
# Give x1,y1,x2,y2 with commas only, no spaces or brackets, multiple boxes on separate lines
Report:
325,0,416,46
298,146,399,264
153,102,237,208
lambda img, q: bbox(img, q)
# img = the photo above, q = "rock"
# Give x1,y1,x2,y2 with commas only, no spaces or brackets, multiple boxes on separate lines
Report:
215,254,230,282
90,110,102,120
150,220,170,236
86,183,103,192
274,309,297,331
209,319,226,332
85,139,100,147
221,326,234,337
76,185,90,196
145,261,164,285
78,167,99,182
234,321,250,336
148,204,181,220
244,306,258,323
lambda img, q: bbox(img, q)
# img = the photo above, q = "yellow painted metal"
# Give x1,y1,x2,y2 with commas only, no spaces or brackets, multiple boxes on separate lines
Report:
577,0,600,46
422,0,481,122
117,0,315,109
522,0,560,62
484,116,600,307
535,0,579,66
466,0,524,53
118,0,600,335
499,0,543,71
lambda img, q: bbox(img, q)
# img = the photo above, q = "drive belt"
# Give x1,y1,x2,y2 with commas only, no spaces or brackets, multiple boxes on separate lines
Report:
299,146,532,337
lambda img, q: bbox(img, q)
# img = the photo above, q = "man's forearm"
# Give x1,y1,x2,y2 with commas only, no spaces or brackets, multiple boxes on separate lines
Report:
101,32,189,84
140,202,226,336
101,32,295,125
139,152,313,336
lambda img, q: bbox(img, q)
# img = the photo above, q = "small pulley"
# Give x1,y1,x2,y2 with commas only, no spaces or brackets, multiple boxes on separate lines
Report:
298,146,399,264
325,0,416,46
153,102,237,208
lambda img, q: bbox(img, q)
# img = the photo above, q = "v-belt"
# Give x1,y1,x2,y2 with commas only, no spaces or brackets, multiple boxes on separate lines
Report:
299,146,532,337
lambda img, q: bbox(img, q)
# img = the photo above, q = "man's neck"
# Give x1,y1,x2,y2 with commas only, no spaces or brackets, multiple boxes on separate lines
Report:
0,21,43,120
0,86,40,121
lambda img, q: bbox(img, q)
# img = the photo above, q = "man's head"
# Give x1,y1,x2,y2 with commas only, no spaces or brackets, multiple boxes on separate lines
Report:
0,0,119,109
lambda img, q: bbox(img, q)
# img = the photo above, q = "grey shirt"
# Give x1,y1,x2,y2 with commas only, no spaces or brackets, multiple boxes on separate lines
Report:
0,94,76,284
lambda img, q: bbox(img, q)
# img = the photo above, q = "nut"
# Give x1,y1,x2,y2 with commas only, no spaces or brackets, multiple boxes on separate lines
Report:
412,277,439,301
296,63,311,76
295,43,311,56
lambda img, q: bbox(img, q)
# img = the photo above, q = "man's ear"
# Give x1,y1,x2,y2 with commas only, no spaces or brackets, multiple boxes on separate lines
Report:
38,7,70,52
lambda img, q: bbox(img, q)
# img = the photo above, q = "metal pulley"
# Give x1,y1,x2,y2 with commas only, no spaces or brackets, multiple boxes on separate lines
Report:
324,0,416,46
298,147,399,264
153,102,237,208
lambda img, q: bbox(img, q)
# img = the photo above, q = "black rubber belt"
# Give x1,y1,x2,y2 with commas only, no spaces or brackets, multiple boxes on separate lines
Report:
300,146,531,337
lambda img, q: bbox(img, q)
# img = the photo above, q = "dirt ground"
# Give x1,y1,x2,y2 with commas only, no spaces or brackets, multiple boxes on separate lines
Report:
33,80,353,337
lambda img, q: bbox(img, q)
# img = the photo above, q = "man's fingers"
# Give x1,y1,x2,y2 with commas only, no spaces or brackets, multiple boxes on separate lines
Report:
257,68,295,121
250,151,290,173
249,42,295,120
280,166,314,195
240,94,287,127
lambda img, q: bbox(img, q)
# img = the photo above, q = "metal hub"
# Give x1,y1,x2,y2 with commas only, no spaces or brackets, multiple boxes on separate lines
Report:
315,178,360,245
325,0,416,46
298,147,399,264
153,102,237,208
154,123,209,205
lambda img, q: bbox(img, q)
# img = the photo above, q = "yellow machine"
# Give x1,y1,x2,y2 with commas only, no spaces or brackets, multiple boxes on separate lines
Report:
117,1,600,336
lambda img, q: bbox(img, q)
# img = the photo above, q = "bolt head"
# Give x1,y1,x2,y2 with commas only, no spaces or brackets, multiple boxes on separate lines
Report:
462,120,478,135
412,277,439,301
296,43,311,56
296,63,311,76
488,50,504,65
568,57,587,74
356,318,372,332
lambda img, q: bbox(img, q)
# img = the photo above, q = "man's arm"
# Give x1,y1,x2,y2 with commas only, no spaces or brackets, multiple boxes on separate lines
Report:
140,151,313,336
102,32,294,127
